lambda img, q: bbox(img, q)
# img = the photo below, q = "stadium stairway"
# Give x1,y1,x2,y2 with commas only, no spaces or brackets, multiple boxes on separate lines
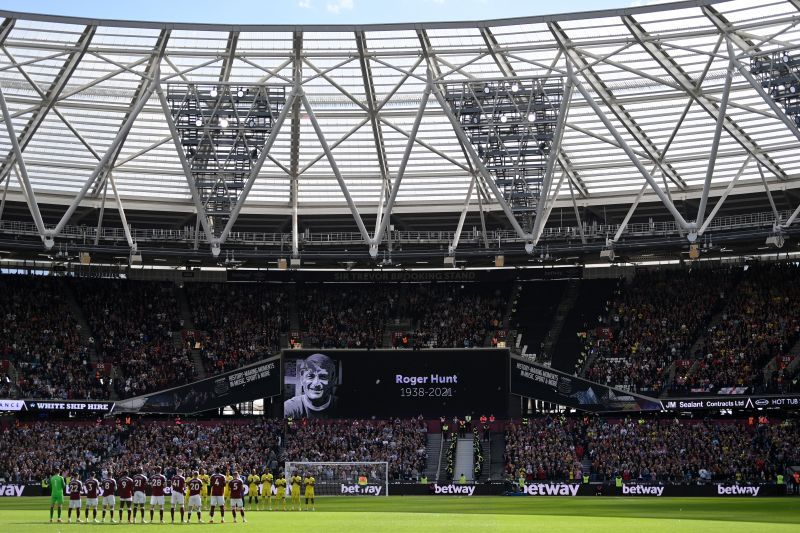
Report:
176,285,196,330
425,432,442,482
510,280,567,357
550,279,617,375
62,281,100,365
489,433,505,481
540,279,580,360
454,438,475,483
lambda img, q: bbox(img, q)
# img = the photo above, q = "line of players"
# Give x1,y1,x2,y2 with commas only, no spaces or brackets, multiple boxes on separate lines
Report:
55,466,316,524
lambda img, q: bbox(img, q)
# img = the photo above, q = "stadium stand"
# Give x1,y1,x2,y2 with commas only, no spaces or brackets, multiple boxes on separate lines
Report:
505,416,799,483
0,419,283,484
689,263,800,394
0,276,108,400
70,279,195,399
185,283,289,373
579,268,737,395
284,418,428,481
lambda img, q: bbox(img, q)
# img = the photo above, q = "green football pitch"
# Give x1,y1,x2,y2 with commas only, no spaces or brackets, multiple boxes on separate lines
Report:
2,496,798,533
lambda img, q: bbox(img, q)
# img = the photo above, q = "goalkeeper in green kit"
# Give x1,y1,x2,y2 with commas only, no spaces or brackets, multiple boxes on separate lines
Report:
48,469,66,523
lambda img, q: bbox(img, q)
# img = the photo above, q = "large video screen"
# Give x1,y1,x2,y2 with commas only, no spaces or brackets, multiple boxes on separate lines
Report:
282,349,508,418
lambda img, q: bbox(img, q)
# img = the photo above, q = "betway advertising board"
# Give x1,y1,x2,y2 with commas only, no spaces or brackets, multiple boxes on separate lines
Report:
507,483,783,497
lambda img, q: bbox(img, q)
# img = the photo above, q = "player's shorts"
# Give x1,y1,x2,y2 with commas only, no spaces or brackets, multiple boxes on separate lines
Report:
50,494,64,505
68,499,82,509
304,489,314,498
210,495,225,506
229,498,243,509
133,491,146,505
292,487,300,498
85,498,99,508
276,490,286,499
150,495,165,506
119,497,132,504
249,485,258,497
188,495,202,508
200,487,208,496
263,485,273,496
170,493,185,506
103,495,116,507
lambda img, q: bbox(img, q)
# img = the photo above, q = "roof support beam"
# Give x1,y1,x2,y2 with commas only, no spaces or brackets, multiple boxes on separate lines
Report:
697,51,734,228
531,81,573,246
219,31,239,83
698,155,751,235
356,31,392,241
566,176,586,244
90,28,171,197
290,31,302,259
0,87,48,245
549,21,688,191
370,79,432,255
623,13,788,181
757,163,781,226
564,58,691,232
300,90,371,246
50,70,160,244
480,27,515,78
0,24,96,184
449,172,478,254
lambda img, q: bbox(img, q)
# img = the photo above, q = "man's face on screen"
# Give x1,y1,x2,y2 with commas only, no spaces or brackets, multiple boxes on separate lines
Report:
302,365,332,401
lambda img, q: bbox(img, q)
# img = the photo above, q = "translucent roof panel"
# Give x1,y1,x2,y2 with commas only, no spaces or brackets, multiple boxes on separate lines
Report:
0,0,798,223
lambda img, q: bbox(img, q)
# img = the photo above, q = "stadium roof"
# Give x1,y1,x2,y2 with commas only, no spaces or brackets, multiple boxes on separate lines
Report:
0,0,799,266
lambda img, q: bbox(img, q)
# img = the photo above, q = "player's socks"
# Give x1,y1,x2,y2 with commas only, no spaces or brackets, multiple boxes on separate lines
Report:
160,509,164,522
180,507,184,523
102,509,106,521
171,508,175,523
150,509,154,522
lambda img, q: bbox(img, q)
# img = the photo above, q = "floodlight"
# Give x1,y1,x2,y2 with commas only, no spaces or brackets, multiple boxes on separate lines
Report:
210,87,218,97
195,118,203,127
527,113,536,122
500,114,508,123
219,117,229,128
511,83,520,93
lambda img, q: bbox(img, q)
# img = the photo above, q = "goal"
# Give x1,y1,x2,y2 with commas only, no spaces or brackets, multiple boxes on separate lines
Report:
284,461,389,497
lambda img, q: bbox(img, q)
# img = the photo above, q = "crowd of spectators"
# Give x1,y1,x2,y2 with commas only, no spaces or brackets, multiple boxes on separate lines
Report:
506,416,799,484
72,279,195,398
504,418,585,482
584,417,798,483
581,268,735,394
186,283,288,373
284,418,427,481
298,284,400,349
0,276,108,400
689,263,800,393
0,419,283,484
402,283,507,349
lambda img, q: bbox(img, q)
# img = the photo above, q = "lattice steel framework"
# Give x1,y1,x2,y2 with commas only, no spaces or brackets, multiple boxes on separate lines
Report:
0,0,799,260
165,83,288,237
751,50,800,127
442,77,566,233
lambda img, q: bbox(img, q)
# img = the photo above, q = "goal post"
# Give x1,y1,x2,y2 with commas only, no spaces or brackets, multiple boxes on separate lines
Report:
284,461,389,497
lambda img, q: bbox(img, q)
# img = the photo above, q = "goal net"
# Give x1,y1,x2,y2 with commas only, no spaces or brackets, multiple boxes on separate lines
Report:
284,461,389,497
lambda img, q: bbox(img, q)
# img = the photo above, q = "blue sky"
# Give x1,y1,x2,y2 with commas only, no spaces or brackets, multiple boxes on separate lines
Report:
0,0,648,25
